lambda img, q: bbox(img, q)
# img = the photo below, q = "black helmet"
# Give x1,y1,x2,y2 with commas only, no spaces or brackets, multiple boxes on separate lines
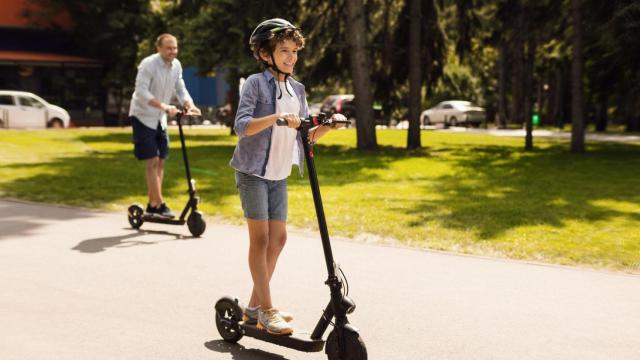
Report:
249,18,299,99
249,18,297,46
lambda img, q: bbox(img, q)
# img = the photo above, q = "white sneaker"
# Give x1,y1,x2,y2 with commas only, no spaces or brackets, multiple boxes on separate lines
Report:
244,306,293,324
257,308,293,335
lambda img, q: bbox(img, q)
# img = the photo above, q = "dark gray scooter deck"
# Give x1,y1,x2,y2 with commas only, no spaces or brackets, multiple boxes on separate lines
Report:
240,322,325,352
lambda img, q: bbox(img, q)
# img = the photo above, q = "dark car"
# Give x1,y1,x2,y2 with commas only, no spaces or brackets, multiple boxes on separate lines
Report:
319,94,387,127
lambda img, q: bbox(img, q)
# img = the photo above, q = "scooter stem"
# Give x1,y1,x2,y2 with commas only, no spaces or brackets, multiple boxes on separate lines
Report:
301,127,336,278
176,112,195,195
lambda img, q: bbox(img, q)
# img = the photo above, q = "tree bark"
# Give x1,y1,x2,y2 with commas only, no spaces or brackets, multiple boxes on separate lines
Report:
510,1,525,125
407,0,422,149
571,0,585,152
524,37,535,150
594,93,608,132
345,0,378,150
498,41,508,128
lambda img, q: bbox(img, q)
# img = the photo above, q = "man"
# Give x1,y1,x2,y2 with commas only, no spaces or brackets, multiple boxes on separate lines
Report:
129,33,200,218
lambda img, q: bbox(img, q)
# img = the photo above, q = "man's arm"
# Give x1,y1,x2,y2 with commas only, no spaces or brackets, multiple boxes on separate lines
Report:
134,60,177,115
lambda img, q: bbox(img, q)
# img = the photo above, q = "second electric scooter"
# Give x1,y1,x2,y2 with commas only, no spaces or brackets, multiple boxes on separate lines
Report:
214,113,367,359
127,111,206,237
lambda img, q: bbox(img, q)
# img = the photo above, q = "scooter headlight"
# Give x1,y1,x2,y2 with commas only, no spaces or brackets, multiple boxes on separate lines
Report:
341,295,356,314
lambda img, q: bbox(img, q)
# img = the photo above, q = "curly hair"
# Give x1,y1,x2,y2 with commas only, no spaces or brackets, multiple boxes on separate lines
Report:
251,28,305,62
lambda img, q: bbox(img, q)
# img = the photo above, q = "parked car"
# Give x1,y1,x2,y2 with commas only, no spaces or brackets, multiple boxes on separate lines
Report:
420,100,485,127
0,90,71,128
319,94,387,126
308,101,323,116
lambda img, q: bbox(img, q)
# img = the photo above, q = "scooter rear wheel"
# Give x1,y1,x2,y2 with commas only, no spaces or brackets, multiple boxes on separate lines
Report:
325,329,367,360
187,210,206,237
215,297,244,343
127,204,144,229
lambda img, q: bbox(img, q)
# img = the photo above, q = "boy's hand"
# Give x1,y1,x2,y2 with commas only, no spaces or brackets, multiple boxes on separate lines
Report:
279,113,301,129
330,113,348,128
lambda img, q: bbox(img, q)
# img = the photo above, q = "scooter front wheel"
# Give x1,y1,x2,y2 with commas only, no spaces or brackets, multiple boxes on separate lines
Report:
215,296,244,343
127,204,144,229
325,329,367,360
187,210,206,237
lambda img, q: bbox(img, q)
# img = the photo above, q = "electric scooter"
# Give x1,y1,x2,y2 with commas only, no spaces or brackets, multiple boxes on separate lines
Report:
127,111,206,237
214,113,367,359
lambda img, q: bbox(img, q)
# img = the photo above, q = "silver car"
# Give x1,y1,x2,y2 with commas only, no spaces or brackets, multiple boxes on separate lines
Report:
0,90,71,128
420,100,485,127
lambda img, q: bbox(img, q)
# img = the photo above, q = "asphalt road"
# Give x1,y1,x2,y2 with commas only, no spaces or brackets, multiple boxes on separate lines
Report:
1,200,639,360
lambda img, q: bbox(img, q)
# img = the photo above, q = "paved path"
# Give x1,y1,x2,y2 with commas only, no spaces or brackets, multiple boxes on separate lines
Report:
1,200,639,359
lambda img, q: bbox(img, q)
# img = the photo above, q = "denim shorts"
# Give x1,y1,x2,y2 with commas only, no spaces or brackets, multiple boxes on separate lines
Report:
131,116,169,160
235,171,288,221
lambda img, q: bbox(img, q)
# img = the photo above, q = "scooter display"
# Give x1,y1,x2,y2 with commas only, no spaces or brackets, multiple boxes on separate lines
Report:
214,113,367,359
127,111,206,237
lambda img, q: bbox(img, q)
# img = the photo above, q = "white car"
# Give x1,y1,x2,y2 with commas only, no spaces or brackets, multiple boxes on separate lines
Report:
421,100,485,127
0,90,71,129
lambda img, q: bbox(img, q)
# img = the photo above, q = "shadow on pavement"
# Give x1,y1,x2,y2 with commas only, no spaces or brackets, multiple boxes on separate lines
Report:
72,228,195,253
204,340,289,360
0,200,97,241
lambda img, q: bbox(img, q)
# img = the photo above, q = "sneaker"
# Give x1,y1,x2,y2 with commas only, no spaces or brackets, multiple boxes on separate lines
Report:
257,308,293,335
243,306,293,324
156,203,175,219
145,203,158,215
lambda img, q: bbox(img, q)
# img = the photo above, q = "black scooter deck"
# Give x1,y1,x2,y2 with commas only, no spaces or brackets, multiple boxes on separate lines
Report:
240,322,325,352
141,214,185,225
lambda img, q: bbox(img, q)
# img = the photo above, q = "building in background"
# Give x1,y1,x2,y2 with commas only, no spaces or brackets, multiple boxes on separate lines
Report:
1,0,229,127
0,0,105,126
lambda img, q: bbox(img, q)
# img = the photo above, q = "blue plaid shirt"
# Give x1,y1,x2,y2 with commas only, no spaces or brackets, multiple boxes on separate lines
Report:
230,70,308,177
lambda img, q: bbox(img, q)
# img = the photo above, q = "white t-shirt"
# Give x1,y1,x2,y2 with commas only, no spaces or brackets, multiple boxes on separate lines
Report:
261,81,300,180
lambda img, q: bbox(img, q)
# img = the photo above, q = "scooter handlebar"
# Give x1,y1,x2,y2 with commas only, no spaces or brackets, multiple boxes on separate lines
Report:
276,113,349,128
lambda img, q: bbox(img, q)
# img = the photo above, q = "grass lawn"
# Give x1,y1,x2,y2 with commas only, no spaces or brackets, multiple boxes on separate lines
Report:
1,127,639,272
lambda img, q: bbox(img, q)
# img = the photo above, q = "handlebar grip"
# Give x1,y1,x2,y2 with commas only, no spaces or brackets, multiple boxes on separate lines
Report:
276,118,288,126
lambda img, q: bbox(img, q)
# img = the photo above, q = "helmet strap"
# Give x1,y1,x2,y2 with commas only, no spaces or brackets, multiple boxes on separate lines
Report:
268,52,292,99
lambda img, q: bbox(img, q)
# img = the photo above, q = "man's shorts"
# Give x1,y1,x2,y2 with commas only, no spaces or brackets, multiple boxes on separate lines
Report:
235,171,288,221
131,116,169,160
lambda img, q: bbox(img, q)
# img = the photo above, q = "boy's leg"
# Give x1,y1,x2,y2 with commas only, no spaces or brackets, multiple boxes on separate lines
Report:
247,218,272,309
248,219,287,308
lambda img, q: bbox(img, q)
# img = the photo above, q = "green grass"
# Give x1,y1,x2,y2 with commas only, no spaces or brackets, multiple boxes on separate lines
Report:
1,128,639,272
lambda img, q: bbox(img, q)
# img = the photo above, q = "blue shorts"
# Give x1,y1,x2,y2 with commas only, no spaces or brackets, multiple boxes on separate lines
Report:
131,116,169,160
235,171,288,221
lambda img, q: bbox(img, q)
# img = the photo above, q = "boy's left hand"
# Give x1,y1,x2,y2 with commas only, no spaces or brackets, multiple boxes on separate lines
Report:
330,113,347,129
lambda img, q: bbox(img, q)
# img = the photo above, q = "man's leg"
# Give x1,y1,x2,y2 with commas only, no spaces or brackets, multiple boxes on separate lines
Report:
145,156,163,207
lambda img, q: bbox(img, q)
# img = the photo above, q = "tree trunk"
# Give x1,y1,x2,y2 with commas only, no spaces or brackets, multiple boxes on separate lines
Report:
524,37,535,150
226,69,239,136
510,2,525,126
571,0,585,152
381,0,394,127
595,93,608,132
625,91,640,132
498,41,508,128
115,87,125,127
407,0,422,149
549,67,560,128
345,0,377,150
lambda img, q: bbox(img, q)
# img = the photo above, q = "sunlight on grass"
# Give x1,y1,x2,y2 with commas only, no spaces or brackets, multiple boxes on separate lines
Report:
1,127,639,272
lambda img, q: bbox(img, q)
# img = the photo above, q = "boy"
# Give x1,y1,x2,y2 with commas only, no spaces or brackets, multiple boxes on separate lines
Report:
230,19,345,335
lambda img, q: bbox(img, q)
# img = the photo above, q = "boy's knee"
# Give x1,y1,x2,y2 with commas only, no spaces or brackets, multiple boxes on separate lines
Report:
270,233,287,250
250,234,270,250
